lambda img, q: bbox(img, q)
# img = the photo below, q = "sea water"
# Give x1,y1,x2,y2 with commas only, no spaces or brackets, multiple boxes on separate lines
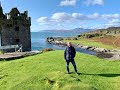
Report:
31,30,96,55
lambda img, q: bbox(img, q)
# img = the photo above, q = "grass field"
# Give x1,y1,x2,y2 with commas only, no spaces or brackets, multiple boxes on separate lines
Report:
92,36,120,48
64,39,118,50
0,50,120,90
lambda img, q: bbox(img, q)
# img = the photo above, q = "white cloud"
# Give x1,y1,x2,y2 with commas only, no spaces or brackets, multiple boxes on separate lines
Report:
37,12,120,24
37,13,120,24
98,19,120,29
36,12,120,30
72,13,87,20
51,12,72,22
88,13,100,19
84,0,104,6
36,17,51,25
108,19,120,24
59,0,104,7
105,23,120,28
102,14,120,19
60,0,77,6
37,17,49,23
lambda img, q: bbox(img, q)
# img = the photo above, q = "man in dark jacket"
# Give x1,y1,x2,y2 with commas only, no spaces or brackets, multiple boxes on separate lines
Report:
64,42,78,74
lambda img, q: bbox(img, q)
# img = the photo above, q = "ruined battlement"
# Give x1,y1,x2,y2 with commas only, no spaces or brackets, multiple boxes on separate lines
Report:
0,4,31,52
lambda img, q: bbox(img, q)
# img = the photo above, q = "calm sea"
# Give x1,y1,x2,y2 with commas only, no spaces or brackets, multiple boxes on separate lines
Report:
31,30,96,55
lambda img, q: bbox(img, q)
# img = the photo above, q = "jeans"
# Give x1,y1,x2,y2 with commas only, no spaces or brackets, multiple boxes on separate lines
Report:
66,59,77,73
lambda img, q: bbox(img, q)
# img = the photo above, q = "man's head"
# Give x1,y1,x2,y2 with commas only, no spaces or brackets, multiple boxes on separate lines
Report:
67,42,72,47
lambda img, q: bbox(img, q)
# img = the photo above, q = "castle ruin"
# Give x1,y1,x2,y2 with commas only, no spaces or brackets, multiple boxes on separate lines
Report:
0,3,31,52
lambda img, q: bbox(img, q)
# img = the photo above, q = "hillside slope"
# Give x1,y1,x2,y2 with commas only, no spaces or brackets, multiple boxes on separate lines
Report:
61,27,120,49
0,51,120,90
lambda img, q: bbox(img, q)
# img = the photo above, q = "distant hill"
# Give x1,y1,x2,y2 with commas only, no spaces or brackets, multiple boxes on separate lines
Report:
87,27,120,34
40,28,93,34
79,27,120,38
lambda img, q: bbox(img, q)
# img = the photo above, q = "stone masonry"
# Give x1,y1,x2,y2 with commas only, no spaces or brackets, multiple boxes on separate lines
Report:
0,3,31,52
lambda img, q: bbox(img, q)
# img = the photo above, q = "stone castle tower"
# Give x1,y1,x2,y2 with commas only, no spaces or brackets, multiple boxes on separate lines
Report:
0,3,31,52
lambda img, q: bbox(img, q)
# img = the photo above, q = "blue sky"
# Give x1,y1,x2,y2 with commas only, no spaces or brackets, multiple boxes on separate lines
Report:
1,0,120,32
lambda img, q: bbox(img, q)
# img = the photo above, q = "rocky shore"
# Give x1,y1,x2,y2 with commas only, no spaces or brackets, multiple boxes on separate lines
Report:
46,37,120,60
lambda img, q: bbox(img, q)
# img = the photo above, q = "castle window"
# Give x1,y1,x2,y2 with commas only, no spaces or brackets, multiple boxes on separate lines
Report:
13,17,18,20
15,21,18,25
7,24,12,27
16,39,20,43
15,27,19,31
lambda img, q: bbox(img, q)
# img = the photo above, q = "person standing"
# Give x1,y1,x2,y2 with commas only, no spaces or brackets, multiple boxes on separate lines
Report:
64,42,78,74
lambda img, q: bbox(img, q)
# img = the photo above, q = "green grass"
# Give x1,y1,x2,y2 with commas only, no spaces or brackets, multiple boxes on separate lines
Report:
64,39,115,49
0,50,120,90
0,51,4,55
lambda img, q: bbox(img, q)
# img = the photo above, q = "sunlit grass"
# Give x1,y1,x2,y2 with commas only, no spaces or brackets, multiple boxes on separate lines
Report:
0,50,120,90
64,39,116,49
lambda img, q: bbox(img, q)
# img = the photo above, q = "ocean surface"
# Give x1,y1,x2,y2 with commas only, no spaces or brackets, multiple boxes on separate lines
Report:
31,30,96,55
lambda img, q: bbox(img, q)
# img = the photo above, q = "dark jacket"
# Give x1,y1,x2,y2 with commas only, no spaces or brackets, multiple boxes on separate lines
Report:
64,46,76,60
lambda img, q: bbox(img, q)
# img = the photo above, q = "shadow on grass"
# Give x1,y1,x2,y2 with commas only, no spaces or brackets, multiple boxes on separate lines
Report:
81,73,120,77
65,72,81,75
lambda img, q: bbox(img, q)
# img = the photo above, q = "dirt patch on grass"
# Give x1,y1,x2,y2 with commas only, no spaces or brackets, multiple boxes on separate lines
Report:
91,37,120,48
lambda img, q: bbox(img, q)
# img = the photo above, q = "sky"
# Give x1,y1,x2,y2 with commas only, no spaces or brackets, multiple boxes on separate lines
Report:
1,0,120,32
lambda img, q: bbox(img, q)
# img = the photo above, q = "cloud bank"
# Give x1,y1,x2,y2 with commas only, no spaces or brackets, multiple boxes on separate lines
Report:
84,0,104,6
59,0,105,7
59,0,77,6
36,12,120,30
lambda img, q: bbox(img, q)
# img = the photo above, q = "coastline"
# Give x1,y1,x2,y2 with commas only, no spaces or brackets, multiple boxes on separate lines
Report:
46,37,120,60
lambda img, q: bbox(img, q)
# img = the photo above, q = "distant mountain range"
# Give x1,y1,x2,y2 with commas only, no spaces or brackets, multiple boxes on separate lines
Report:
32,27,120,33
37,28,93,34
43,28,91,31
85,27,120,34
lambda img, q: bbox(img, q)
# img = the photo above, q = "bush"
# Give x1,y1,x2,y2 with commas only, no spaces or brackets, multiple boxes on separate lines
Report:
81,33,103,38
42,48,54,52
55,38,63,41
64,38,72,40
73,37,78,40
77,35,82,37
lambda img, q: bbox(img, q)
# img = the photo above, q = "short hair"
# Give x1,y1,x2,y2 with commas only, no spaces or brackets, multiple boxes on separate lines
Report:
67,42,72,45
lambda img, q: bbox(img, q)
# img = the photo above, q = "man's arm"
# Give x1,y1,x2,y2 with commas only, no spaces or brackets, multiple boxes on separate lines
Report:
73,47,76,58
64,48,66,60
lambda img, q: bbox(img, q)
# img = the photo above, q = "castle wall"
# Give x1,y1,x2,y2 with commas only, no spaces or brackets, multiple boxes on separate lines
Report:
0,33,1,46
1,21,31,52
0,7,31,52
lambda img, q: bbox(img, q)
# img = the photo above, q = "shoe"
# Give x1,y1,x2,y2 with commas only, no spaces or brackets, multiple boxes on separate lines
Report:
76,72,80,75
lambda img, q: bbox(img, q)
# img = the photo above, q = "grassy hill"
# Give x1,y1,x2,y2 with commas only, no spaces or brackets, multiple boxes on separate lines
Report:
62,27,120,49
80,27,120,38
64,39,116,49
0,50,120,90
